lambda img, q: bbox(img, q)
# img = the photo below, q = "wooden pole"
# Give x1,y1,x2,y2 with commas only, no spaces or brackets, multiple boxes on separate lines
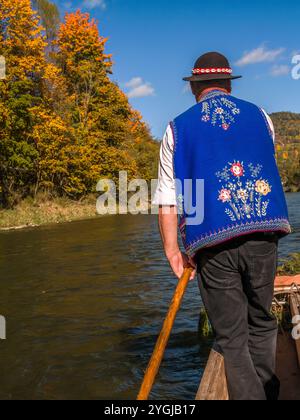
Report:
137,267,193,400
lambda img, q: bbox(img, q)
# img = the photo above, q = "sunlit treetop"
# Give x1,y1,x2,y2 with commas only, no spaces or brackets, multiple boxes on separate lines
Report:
56,10,112,68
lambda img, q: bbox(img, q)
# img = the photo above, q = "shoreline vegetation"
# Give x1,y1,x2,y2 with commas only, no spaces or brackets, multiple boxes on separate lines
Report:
278,253,300,276
0,195,99,231
0,191,298,231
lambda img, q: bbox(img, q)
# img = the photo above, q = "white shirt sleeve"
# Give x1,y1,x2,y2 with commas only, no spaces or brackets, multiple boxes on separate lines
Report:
261,109,276,144
152,124,177,206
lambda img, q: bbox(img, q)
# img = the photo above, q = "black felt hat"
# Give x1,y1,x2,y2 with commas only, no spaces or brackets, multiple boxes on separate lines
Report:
183,52,242,82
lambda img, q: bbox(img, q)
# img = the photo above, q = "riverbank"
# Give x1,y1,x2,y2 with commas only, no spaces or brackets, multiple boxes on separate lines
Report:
0,197,99,231
278,253,300,275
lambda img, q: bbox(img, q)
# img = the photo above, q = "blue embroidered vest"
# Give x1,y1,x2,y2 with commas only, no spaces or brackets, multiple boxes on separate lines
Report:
172,90,291,257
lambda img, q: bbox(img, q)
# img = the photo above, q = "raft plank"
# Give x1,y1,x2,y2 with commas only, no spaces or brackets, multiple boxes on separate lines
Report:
290,294,300,368
277,332,300,400
197,338,300,401
196,350,229,401
196,289,300,400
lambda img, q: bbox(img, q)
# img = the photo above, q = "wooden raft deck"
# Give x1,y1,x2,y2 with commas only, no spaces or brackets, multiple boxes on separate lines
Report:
196,276,300,401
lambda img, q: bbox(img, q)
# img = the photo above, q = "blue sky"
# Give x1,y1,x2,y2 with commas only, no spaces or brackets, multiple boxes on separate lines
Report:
54,0,300,138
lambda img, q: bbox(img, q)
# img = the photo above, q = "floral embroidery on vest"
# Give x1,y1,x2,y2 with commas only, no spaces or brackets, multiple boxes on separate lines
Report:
216,161,272,222
201,96,241,131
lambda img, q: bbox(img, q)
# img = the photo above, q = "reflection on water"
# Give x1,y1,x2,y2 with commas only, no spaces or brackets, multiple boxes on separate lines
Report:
0,193,298,400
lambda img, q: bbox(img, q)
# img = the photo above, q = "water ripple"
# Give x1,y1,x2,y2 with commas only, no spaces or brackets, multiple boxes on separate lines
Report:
0,194,298,400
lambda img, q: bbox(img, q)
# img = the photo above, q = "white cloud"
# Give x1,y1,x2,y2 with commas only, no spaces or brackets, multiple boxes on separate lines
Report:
125,77,155,99
236,46,285,66
125,77,143,89
83,0,107,10
271,65,290,77
292,50,300,57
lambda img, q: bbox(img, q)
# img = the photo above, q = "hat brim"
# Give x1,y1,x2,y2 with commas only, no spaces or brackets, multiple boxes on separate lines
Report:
183,74,242,82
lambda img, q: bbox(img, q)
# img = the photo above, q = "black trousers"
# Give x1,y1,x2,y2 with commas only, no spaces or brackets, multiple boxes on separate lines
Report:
196,233,280,401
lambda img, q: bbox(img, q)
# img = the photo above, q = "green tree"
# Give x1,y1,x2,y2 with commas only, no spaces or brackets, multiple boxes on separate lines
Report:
0,0,47,207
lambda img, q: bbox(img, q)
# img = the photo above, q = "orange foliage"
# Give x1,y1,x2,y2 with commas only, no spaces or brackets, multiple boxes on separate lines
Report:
57,10,112,70
0,2,159,206
0,0,47,77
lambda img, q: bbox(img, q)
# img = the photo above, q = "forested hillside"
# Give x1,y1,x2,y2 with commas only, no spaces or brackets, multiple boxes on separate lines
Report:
272,112,300,144
272,112,300,192
0,0,159,209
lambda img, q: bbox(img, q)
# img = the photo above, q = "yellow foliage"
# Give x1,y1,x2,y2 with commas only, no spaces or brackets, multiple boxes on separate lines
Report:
282,152,289,160
0,1,159,207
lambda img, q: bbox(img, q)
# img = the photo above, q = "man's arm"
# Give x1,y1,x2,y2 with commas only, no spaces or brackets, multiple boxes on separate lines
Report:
158,205,196,281
154,126,196,280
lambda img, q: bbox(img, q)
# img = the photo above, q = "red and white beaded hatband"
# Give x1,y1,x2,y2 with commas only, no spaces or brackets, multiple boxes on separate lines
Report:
192,68,233,75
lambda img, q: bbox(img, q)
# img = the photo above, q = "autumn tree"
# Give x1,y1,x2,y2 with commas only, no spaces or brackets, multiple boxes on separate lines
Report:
0,3,159,207
53,11,141,193
0,0,47,207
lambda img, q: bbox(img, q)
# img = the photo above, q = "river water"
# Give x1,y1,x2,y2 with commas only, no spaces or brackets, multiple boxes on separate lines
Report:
0,193,299,400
